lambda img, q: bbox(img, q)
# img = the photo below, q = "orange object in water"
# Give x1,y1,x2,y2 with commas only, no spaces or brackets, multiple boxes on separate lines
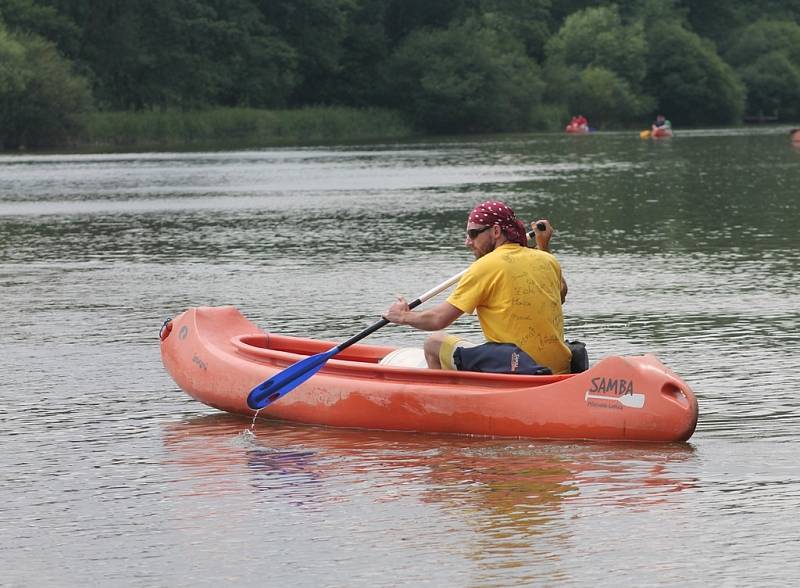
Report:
652,126,673,138
565,123,590,134
791,129,800,144
160,306,698,442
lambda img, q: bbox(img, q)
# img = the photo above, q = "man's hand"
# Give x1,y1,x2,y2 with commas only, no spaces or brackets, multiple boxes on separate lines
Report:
531,219,567,301
383,295,409,324
531,219,553,252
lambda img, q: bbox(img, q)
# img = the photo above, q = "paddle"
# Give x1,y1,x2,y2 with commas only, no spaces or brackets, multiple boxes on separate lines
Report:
247,227,544,410
246,269,467,409
585,391,645,408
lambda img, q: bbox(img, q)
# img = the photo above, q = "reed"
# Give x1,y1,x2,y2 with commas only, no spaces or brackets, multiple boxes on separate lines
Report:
82,106,415,148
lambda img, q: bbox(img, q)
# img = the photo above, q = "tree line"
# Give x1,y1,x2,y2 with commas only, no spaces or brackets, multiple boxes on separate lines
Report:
1,0,799,148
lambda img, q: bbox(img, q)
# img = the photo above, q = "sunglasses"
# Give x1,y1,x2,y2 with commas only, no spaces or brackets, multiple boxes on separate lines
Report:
466,226,492,240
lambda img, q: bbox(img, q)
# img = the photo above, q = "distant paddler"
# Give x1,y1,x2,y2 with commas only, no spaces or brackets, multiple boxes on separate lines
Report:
650,114,673,138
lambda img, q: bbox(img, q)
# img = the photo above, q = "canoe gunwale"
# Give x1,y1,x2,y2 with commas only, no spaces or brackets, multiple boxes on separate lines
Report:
229,333,575,389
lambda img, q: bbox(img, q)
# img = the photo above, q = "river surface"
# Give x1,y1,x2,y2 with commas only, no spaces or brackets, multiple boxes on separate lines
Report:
2,128,799,587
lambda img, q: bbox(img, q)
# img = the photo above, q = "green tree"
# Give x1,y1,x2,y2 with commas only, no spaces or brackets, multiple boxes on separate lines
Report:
725,20,800,119
0,0,81,55
32,0,298,110
259,0,354,105
562,66,653,126
201,0,299,108
315,0,391,106
478,0,553,61
645,21,744,125
0,23,92,148
543,5,653,124
677,0,800,54
545,6,648,87
386,18,544,132
550,0,597,24
738,53,800,120
0,20,27,98
680,0,743,52
725,20,800,68
383,0,473,44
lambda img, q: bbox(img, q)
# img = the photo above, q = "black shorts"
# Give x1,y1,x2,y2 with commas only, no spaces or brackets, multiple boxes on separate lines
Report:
454,342,552,375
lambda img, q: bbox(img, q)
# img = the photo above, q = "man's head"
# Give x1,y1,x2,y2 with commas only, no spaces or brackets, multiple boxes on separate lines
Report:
464,200,527,258
657,114,665,122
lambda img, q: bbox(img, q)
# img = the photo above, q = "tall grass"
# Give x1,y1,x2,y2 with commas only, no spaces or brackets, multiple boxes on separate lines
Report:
82,106,415,148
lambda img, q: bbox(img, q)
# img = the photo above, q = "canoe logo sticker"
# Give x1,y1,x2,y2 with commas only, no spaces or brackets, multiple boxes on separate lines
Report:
192,354,207,371
585,377,645,409
179,325,189,340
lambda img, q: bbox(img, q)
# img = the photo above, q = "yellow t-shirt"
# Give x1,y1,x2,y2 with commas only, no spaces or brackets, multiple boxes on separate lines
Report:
447,243,571,374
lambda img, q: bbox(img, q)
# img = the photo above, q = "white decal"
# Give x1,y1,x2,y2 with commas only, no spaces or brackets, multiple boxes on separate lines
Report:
585,391,645,409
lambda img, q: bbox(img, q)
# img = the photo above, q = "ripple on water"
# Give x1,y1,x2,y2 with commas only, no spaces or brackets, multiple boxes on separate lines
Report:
2,133,800,586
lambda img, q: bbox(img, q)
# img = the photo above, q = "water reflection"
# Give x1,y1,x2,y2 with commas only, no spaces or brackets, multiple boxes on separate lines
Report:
163,415,697,534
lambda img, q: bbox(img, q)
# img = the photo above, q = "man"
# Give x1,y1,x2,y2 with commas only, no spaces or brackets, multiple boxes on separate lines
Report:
383,201,571,374
652,114,671,129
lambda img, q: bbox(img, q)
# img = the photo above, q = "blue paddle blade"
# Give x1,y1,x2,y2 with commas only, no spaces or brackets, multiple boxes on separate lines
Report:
247,346,340,410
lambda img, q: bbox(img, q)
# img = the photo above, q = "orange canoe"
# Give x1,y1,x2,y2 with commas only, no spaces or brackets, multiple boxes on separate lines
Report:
565,123,590,134
652,126,673,138
160,306,698,442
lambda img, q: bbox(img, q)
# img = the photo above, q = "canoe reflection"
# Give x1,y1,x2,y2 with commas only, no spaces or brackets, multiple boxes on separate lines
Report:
162,415,697,524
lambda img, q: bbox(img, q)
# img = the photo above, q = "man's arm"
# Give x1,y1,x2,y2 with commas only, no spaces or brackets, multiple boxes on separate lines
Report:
531,219,554,252
532,219,568,303
383,299,463,331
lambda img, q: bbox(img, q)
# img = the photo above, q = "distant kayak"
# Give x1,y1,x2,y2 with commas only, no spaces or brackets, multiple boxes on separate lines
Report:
565,123,590,134
652,126,673,138
160,306,699,443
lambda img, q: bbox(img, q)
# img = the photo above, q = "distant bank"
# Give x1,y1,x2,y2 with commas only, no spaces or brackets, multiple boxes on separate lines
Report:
76,107,416,150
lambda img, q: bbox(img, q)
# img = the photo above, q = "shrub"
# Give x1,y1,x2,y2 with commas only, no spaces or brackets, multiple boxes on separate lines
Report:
386,18,544,133
645,22,745,125
543,5,653,126
725,20,800,120
0,26,92,149
83,106,413,147
544,6,649,88
564,66,655,126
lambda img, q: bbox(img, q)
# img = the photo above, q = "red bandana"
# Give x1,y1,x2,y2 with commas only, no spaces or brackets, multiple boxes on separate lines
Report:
468,201,527,247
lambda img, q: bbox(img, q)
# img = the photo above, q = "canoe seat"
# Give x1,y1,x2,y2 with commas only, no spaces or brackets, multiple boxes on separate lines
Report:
378,347,428,368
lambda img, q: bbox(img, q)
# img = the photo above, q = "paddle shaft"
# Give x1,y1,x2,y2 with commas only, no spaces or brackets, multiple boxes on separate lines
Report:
335,269,467,352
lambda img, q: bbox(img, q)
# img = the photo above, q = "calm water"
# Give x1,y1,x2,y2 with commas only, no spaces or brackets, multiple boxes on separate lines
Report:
2,128,799,586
